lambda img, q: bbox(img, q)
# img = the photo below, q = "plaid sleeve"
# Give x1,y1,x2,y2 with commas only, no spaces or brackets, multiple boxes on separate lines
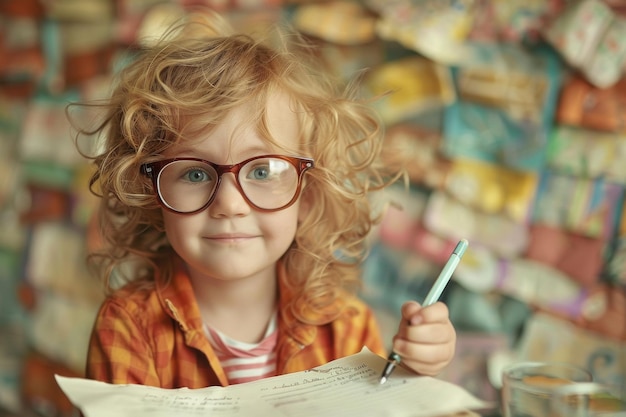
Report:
331,298,386,359
86,299,161,386
361,305,387,357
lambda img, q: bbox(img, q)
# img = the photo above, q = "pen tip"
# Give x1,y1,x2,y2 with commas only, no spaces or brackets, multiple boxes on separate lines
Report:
379,377,387,385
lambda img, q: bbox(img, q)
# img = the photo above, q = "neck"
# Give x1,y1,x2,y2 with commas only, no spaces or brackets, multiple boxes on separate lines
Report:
187,266,279,343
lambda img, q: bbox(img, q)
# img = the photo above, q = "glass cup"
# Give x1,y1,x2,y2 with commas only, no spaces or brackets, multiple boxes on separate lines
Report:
551,382,626,417
501,361,593,417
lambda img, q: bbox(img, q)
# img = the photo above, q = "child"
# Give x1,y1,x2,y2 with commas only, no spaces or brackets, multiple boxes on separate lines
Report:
76,11,456,388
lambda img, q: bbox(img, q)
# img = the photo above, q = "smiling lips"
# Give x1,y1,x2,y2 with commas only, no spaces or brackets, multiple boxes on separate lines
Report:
205,233,258,243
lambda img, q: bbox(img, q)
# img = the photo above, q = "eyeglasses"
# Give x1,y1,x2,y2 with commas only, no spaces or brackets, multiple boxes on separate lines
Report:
141,155,314,214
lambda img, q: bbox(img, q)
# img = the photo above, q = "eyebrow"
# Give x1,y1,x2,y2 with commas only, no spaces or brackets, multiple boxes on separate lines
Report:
163,146,280,160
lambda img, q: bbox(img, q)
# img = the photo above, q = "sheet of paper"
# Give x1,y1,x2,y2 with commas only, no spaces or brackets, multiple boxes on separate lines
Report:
56,348,493,417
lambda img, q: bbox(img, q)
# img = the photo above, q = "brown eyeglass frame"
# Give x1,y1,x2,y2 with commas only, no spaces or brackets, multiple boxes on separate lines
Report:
140,154,315,214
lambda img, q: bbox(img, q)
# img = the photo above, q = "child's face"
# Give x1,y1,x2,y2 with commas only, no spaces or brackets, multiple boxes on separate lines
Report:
160,93,306,284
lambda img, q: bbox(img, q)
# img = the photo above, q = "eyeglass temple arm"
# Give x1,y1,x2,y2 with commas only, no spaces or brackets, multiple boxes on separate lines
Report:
140,164,154,178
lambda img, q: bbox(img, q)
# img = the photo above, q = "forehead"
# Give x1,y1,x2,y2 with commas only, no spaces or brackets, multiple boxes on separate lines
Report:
168,90,303,159
264,91,301,139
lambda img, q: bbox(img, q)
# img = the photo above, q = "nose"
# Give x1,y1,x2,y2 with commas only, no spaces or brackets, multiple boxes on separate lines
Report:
207,173,251,218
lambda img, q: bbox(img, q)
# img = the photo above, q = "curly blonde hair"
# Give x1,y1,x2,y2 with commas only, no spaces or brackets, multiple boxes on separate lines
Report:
73,11,401,324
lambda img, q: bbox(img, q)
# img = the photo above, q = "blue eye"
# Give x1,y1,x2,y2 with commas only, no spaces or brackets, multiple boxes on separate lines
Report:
184,168,210,182
251,166,269,180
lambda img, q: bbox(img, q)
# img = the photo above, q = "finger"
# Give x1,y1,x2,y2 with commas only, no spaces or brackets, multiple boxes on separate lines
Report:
394,341,455,375
395,320,456,346
396,334,456,359
400,300,422,323
402,321,456,344
412,301,450,324
402,301,449,326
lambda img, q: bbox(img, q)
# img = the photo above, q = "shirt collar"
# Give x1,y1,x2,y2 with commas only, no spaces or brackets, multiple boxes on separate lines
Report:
155,257,334,347
156,257,204,334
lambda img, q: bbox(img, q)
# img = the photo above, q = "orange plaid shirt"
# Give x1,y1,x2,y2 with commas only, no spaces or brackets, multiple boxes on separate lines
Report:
86,259,386,388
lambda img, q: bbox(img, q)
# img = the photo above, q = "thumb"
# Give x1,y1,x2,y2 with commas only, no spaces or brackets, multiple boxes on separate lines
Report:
401,300,424,325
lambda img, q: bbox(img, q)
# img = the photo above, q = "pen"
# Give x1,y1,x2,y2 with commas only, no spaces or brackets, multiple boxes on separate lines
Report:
379,238,468,385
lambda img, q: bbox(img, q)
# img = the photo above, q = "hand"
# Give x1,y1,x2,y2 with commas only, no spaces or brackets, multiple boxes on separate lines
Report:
391,300,456,376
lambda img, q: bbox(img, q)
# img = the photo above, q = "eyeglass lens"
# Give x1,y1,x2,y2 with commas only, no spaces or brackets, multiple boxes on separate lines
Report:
156,157,300,212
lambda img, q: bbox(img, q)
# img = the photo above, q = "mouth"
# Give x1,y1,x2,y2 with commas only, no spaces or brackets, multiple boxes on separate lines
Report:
205,233,257,243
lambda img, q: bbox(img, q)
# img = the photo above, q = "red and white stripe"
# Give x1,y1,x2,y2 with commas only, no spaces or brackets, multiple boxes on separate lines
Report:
204,314,278,385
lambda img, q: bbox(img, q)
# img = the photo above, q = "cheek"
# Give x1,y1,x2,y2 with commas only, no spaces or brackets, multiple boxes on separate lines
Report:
162,211,200,246
262,208,300,244
297,189,312,224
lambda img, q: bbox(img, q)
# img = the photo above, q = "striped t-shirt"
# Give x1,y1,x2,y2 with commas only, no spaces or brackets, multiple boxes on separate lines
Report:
204,313,278,385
